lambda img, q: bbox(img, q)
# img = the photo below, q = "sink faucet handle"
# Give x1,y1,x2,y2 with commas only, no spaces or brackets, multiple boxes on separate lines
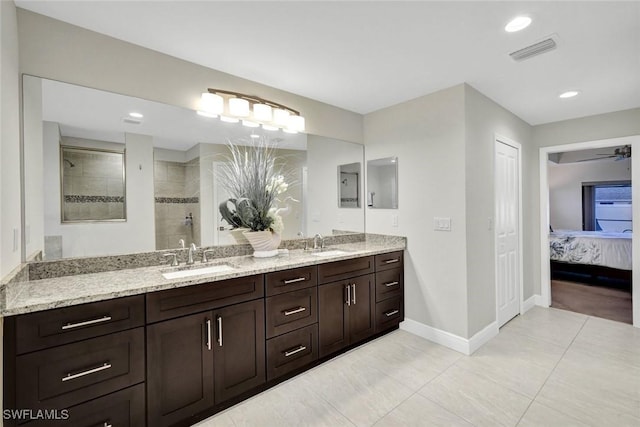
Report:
298,232,308,250
178,239,185,248
163,253,178,267
313,233,324,250
202,249,215,263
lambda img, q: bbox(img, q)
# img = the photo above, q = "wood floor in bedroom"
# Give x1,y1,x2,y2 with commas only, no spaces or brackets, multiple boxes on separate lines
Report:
551,279,632,324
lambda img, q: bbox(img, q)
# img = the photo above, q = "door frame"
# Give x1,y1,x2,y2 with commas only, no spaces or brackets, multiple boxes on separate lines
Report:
539,135,639,327
494,134,524,326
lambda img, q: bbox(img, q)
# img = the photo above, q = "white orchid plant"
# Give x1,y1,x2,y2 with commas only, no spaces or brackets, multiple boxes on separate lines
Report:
216,138,295,234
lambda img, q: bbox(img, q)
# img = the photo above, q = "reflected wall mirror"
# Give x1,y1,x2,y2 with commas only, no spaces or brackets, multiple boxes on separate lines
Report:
22,75,365,261
338,162,361,208
367,157,398,209
60,145,126,223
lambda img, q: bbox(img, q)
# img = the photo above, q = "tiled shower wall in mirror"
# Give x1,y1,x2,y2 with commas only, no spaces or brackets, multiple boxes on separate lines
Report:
154,158,200,250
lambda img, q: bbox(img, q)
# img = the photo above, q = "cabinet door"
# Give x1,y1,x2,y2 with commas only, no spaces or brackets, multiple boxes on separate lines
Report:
147,312,214,427
213,299,265,404
348,274,375,343
318,281,349,358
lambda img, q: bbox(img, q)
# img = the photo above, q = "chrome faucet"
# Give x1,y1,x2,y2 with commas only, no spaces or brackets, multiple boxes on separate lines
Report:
202,249,215,263
313,233,324,250
297,231,309,251
163,253,178,266
187,243,197,265
178,239,185,249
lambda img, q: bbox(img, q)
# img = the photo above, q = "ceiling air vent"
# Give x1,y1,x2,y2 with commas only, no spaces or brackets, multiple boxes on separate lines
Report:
122,117,142,125
509,35,558,61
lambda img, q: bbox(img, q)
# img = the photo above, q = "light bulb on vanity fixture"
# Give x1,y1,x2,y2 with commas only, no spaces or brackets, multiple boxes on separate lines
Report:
197,88,306,133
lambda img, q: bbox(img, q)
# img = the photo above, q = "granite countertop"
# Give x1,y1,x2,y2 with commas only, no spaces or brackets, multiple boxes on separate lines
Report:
1,240,405,316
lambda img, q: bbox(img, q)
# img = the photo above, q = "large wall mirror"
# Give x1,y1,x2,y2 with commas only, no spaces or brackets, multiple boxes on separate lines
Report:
22,76,365,260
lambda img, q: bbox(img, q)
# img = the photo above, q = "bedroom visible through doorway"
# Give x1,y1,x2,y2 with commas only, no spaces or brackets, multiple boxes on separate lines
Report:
545,141,634,325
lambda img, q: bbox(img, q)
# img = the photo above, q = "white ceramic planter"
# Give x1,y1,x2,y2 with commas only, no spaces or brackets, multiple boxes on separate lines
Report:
242,230,282,257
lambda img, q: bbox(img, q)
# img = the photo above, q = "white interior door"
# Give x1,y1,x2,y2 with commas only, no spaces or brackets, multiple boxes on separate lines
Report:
496,139,521,326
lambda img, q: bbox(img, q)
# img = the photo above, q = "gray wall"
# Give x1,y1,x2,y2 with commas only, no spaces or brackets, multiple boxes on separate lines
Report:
16,9,363,144
464,85,532,336
364,84,470,338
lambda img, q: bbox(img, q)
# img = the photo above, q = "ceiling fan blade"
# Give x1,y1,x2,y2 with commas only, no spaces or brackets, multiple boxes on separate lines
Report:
576,155,616,162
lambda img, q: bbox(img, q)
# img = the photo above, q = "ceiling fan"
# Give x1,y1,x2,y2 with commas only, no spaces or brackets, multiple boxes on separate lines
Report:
577,145,631,162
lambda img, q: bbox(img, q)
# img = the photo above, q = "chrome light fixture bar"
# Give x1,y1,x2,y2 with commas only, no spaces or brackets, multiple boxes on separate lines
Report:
197,88,305,133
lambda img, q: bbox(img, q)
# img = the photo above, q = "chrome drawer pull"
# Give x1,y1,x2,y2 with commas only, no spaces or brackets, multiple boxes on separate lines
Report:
345,284,351,306
103,423,113,427
384,281,399,287
217,316,223,347
283,277,306,284
284,345,307,357
351,284,356,305
385,309,400,317
283,306,306,316
62,316,112,330
62,362,111,382
206,318,212,350
384,259,399,264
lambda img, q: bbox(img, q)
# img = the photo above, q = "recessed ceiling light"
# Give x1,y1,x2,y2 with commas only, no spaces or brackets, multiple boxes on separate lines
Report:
505,16,532,32
129,112,143,118
559,90,580,99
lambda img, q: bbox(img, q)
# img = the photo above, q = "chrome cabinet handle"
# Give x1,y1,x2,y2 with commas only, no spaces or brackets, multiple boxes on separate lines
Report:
283,277,306,284
62,362,111,382
384,258,399,264
217,316,223,347
384,281,399,287
62,316,112,330
385,309,400,317
102,423,113,427
345,284,351,306
283,306,307,316
284,345,307,357
351,284,356,305
205,318,212,350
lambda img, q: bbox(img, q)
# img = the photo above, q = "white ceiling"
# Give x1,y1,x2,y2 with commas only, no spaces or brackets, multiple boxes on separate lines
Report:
16,1,640,125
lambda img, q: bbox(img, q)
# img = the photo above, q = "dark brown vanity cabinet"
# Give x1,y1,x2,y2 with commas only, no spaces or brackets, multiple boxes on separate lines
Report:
374,251,404,332
265,266,319,381
318,257,376,357
3,295,146,427
145,277,265,427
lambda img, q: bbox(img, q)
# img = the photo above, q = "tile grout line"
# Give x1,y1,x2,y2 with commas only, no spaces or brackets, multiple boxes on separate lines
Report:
514,315,590,426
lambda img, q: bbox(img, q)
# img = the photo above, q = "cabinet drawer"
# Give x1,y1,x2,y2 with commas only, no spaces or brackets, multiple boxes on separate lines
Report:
147,274,264,323
267,324,318,381
266,288,317,338
15,295,144,354
375,251,404,272
375,268,403,302
266,265,317,296
375,297,403,333
28,384,145,427
317,256,374,284
16,328,145,411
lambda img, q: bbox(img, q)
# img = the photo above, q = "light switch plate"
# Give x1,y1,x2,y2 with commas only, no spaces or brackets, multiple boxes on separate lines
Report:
434,217,451,231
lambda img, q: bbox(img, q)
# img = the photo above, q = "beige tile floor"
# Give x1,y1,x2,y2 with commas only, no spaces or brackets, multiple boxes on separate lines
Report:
194,307,640,427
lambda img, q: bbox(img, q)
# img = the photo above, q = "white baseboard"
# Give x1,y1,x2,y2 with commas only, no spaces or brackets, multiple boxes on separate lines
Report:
400,318,498,355
523,294,545,313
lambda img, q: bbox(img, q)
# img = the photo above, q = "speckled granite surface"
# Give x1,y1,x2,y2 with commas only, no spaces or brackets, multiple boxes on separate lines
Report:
2,235,405,316
28,233,367,280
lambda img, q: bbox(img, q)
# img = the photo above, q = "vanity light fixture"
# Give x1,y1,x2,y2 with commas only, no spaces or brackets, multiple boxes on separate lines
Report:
505,16,532,32
198,88,305,132
559,90,580,99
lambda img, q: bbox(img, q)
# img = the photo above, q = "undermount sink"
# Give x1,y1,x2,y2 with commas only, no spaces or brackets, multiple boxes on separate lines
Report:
311,249,349,257
162,264,235,280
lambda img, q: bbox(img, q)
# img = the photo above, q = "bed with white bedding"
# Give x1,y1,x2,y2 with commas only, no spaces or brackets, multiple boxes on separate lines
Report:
550,230,632,284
